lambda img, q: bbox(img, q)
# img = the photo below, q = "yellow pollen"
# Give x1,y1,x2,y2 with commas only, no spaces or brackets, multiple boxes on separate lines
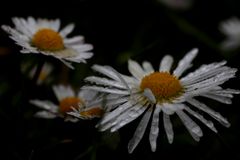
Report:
32,28,64,51
80,107,104,118
38,71,47,81
140,72,183,102
59,97,83,114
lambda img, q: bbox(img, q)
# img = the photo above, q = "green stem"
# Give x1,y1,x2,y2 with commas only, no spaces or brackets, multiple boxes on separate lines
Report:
216,134,240,160
167,12,223,54
73,146,94,160
32,59,44,84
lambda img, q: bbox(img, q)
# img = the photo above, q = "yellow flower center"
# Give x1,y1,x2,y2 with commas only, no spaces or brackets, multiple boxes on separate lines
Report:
32,28,64,51
80,107,104,118
59,97,83,114
140,72,183,103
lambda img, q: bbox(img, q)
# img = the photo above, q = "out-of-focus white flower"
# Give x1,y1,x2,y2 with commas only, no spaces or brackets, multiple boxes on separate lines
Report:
83,48,239,153
30,85,104,122
220,17,240,50
2,17,93,69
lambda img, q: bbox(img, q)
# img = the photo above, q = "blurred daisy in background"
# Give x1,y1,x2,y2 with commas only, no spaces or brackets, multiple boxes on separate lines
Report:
1,17,93,69
83,48,239,153
21,62,53,85
219,17,240,50
30,85,104,122
158,0,193,10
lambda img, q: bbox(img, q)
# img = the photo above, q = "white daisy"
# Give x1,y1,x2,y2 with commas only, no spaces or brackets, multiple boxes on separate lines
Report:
159,0,193,10
83,48,239,153
30,85,104,122
219,17,240,50
1,17,93,69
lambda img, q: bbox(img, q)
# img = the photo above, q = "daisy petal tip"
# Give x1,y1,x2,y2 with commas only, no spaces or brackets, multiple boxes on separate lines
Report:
226,123,231,128
127,145,134,154
143,88,156,104
1,25,9,31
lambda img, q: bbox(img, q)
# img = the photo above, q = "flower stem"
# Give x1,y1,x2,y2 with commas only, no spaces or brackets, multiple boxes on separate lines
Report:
32,59,44,84
166,11,226,55
73,146,94,160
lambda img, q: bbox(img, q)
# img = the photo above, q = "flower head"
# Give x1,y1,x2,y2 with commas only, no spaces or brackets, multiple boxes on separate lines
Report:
2,17,93,69
83,48,239,153
219,17,240,50
30,85,104,122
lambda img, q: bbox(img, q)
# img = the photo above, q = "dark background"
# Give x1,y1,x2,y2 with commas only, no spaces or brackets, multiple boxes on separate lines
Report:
0,0,240,160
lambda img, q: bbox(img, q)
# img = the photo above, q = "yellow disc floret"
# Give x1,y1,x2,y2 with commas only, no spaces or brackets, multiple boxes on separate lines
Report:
140,72,183,103
59,97,83,114
32,28,64,51
80,107,104,118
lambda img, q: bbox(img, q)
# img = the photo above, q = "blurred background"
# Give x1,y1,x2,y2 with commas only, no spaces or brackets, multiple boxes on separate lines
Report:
0,0,240,159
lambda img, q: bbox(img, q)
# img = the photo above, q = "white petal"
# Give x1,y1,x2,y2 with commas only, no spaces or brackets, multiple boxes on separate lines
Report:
85,76,127,89
77,89,98,102
181,61,230,85
173,48,198,77
35,111,57,119
51,19,60,31
65,52,93,63
220,17,240,37
164,103,184,113
64,36,84,45
143,88,156,104
70,44,93,52
221,38,240,50
106,66,131,91
128,59,145,80
210,88,240,95
2,25,29,42
64,116,79,123
92,65,131,93
187,98,230,127
201,94,232,104
99,101,135,125
105,96,129,108
30,100,58,113
82,86,129,95
182,61,227,82
12,17,32,37
163,113,174,143
110,102,149,132
58,58,74,69
26,17,37,33
142,61,154,74
183,69,237,97
184,106,217,133
60,23,75,37
121,74,140,85
53,85,75,101
161,104,175,115
149,106,161,152
176,110,203,141
128,108,152,153
92,65,122,81
159,55,173,72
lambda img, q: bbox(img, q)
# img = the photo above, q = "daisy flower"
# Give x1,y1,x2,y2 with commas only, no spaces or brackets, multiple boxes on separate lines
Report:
83,48,239,153
1,17,93,69
219,17,240,50
30,85,104,122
